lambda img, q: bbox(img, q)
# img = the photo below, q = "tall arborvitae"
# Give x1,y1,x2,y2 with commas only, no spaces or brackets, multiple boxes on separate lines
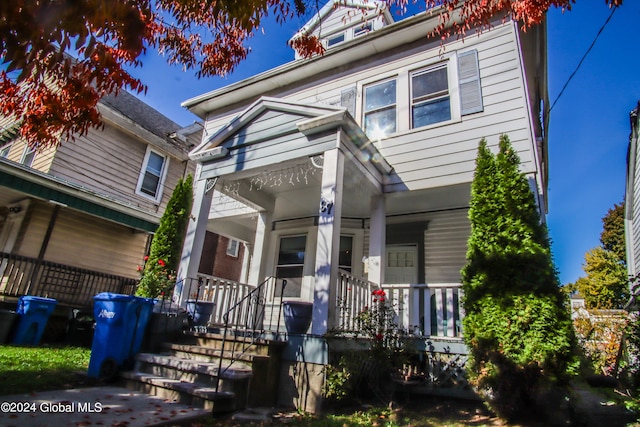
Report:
136,174,194,298
461,135,576,422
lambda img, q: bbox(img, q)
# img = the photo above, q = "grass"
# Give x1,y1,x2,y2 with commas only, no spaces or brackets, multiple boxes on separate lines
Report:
0,345,92,395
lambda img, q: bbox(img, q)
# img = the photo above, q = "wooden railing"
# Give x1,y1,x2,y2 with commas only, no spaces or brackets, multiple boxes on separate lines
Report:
0,251,137,308
334,270,463,338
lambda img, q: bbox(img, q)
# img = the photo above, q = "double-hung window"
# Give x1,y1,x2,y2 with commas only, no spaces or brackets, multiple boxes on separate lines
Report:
137,148,167,201
20,145,36,167
276,235,307,298
411,64,451,129
363,79,396,139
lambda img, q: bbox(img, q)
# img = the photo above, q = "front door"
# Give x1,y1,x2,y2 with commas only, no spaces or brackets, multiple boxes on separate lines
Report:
385,245,418,284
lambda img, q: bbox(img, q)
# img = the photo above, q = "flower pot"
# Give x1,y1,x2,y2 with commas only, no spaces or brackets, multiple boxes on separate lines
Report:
186,299,216,327
283,301,313,334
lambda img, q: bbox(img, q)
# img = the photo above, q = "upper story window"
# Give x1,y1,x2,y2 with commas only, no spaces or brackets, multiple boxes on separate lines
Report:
327,33,345,47
359,50,483,139
136,147,168,201
20,145,36,167
363,78,397,139
411,64,451,129
0,142,11,158
353,23,372,37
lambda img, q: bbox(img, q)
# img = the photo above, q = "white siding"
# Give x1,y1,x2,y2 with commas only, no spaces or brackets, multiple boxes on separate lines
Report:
424,209,470,284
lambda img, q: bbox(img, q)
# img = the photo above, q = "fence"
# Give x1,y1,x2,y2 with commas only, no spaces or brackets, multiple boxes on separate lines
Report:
0,251,137,307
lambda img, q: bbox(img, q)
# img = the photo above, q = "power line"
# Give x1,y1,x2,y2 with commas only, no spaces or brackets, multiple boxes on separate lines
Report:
549,6,617,112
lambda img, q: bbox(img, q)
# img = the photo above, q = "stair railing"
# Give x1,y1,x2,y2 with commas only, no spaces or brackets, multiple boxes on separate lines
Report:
214,276,287,393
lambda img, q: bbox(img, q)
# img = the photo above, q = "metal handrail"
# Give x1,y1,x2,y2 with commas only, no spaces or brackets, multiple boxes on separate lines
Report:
214,276,287,393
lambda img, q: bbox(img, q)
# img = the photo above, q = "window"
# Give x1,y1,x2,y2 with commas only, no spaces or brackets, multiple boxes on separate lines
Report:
353,23,372,37
339,236,353,273
136,148,167,200
0,143,11,158
363,79,396,139
411,64,451,128
226,239,240,257
20,145,36,167
327,33,345,47
276,235,307,298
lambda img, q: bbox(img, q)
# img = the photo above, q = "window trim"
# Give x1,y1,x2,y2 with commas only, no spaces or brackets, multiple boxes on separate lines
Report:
226,239,240,258
19,144,36,167
0,142,12,158
363,77,398,140
410,62,452,130
136,146,169,202
356,53,462,139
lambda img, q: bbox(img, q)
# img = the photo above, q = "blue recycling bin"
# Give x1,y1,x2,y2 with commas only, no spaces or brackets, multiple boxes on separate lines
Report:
130,296,155,355
12,296,57,345
88,293,136,379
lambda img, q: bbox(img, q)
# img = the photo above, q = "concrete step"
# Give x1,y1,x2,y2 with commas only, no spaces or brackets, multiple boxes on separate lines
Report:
120,371,236,413
135,352,253,381
163,343,269,365
180,331,275,355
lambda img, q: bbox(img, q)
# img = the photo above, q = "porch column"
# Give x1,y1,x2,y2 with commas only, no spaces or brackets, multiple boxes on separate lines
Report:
312,148,344,335
368,194,386,285
175,175,216,306
247,212,271,286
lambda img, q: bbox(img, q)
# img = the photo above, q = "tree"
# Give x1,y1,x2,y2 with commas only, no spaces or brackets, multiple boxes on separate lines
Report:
461,135,576,422
136,174,193,298
1,0,622,149
569,201,628,309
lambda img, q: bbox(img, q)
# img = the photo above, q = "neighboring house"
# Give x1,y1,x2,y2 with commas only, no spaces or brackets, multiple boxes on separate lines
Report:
177,0,547,335
625,101,640,309
0,90,202,310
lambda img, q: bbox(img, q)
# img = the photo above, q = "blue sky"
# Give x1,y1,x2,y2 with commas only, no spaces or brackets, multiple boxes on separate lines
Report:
129,1,640,286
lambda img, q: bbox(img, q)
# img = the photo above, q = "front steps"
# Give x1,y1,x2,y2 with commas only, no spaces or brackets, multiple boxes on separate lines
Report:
119,329,285,413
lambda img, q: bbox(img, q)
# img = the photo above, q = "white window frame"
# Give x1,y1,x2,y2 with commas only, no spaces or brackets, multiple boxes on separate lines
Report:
0,142,12,158
20,144,36,167
357,54,461,138
410,63,452,129
226,239,240,257
136,147,169,202
363,77,398,140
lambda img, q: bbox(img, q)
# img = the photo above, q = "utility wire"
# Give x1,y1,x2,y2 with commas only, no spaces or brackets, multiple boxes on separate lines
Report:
549,6,617,112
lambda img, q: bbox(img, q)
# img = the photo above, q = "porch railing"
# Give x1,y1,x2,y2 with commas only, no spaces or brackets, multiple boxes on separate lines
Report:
335,270,463,338
0,251,137,307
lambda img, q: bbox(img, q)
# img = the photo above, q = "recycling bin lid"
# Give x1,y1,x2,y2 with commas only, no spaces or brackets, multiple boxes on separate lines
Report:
93,292,134,301
19,296,57,303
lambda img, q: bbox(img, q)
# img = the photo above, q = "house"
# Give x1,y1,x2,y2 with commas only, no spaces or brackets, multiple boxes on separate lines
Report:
0,90,202,325
625,101,640,309
171,0,547,411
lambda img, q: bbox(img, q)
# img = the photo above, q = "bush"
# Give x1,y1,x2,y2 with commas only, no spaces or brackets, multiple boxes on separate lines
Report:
461,136,577,422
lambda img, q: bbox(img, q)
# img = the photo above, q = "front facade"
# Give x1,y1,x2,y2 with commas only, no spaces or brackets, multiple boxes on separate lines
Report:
0,91,201,309
177,0,548,341
625,101,640,308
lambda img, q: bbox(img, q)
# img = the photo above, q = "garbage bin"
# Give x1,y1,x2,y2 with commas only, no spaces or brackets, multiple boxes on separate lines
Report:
12,296,57,345
130,296,155,355
88,293,156,379
88,293,136,379
0,309,18,344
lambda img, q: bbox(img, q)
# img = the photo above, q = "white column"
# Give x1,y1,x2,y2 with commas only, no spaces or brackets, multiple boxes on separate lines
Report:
175,175,215,306
247,212,271,286
312,148,344,335
368,194,386,285
240,242,252,284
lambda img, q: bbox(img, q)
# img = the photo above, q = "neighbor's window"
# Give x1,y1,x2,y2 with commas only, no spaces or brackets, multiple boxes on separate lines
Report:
363,78,396,139
411,64,451,128
275,235,307,298
0,142,11,158
136,148,167,200
226,239,240,257
20,145,36,167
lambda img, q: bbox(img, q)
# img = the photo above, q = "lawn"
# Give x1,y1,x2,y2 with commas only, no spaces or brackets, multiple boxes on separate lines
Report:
0,345,92,395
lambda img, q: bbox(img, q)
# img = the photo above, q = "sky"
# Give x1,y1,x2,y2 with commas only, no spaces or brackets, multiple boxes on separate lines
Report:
126,1,640,286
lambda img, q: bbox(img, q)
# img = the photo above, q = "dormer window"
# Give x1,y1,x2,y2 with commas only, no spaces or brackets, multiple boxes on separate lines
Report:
353,23,372,37
327,33,345,47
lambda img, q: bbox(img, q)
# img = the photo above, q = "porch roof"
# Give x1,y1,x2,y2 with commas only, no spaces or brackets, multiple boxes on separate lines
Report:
0,158,158,233
189,96,392,177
